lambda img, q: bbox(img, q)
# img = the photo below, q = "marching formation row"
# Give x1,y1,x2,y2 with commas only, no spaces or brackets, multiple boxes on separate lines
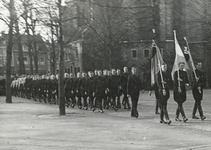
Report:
10,61,206,125
10,67,139,114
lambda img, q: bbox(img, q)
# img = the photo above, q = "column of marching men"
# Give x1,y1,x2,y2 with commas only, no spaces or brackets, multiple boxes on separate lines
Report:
10,63,207,125
10,67,134,113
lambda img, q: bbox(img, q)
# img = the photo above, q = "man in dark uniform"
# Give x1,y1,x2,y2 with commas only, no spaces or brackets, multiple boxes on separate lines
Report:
120,67,130,109
103,69,109,109
49,75,57,104
149,84,160,114
24,75,31,99
45,75,51,103
31,76,37,101
42,75,48,103
37,75,42,102
93,70,106,113
55,75,59,104
86,71,95,110
191,62,206,120
127,67,142,118
173,62,189,122
27,75,33,99
0,77,6,96
40,75,47,103
156,63,172,124
64,73,70,107
108,69,119,111
68,73,76,108
116,69,122,109
75,72,82,109
81,72,88,110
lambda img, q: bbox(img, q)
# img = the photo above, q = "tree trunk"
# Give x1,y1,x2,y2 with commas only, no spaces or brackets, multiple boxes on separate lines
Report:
23,3,34,75
58,0,65,115
33,42,38,74
51,37,56,75
6,0,15,103
15,21,25,75
26,28,34,75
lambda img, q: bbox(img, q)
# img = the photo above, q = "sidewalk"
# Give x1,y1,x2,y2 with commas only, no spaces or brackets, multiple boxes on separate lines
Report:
0,90,211,150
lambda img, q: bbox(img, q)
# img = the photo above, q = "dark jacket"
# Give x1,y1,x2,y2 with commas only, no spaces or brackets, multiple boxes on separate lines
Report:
192,69,206,101
94,76,106,97
173,70,189,104
127,74,142,97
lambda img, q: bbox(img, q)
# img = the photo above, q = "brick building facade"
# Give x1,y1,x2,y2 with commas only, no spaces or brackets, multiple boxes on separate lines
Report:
0,33,48,75
61,0,211,87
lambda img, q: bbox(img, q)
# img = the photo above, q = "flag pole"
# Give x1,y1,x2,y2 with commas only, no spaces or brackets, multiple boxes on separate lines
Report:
184,37,200,93
173,30,181,89
152,29,165,89
184,37,197,80
157,57,165,89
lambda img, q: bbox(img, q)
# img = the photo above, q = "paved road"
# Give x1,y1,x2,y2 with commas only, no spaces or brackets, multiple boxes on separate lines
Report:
0,90,211,150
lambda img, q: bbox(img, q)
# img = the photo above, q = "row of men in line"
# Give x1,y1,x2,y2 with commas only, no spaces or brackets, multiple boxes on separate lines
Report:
152,62,206,125
10,61,207,125
10,67,142,115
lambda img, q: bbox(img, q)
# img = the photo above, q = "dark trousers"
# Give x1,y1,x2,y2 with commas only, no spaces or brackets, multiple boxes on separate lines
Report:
176,103,186,118
110,96,117,109
65,94,70,104
42,92,47,103
71,96,76,105
77,96,82,107
103,95,108,108
122,93,130,109
89,96,94,109
193,100,204,117
131,95,139,117
160,104,169,121
83,96,88,107
96,96,103,110
155,98,161,113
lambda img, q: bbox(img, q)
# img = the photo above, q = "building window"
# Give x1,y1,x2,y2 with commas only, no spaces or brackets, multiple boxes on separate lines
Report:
23,56,28,65
40,57,45,65
71,65,73,73
131,49,137,59
74,47,78,59
68,53,70,61
144,49,150,58
22,45,28,51
17,56,19,64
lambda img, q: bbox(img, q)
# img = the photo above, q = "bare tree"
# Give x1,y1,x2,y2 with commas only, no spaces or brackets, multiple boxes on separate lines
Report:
14,19,26,75
21,0,34,75
5,0,15,103
58,0,65,115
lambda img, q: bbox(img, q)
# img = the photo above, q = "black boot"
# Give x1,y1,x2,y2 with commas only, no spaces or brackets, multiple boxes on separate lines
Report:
131,108,135,117
175,107,181,121
155,99,160,114
198,105,206,120
180,106,188,122
164,108,171,125
160,107,164,123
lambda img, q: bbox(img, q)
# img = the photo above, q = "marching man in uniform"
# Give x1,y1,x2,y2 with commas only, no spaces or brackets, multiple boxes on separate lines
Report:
156,63,172,124
127,67,142,118
191,62,206,120
173,62,189,122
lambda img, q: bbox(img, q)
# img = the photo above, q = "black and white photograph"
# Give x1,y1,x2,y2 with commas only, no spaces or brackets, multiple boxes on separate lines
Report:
0,0,211,149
